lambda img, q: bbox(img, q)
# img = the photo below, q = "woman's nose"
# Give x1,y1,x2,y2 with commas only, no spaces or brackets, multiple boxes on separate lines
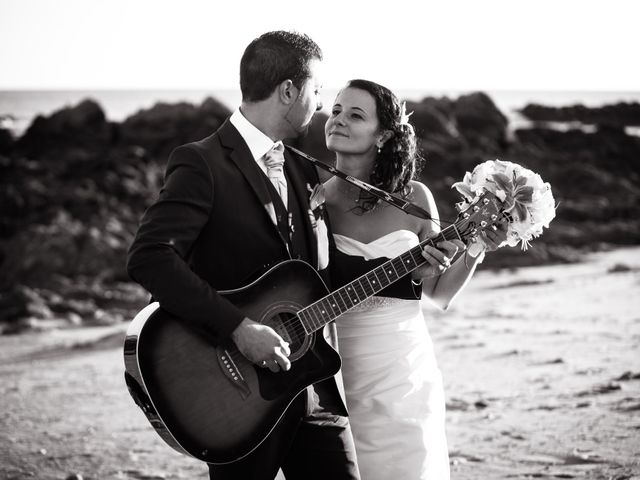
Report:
333,113,345,126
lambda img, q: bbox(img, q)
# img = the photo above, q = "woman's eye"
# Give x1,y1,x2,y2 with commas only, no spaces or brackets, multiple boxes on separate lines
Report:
351,113,363,120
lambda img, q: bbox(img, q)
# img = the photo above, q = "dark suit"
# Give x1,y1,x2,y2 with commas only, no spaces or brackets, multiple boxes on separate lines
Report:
127,119,359,479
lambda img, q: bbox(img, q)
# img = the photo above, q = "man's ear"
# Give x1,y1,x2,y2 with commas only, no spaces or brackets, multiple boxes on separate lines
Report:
278,80,296,104
376,130,394,148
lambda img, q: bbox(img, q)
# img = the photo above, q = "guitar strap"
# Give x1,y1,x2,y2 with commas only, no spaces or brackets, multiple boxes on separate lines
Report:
285,145,433,221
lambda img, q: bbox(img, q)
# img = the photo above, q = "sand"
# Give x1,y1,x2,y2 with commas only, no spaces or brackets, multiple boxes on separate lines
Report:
1,247,639,480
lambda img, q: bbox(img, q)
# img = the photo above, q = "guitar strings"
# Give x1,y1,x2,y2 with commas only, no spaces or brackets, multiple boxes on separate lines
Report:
222,222,476,368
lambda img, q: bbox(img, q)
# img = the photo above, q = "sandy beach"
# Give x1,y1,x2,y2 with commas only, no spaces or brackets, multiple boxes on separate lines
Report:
1,246,638,480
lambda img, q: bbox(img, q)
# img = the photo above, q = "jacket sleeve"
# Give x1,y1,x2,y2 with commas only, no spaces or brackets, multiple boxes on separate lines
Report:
126,145,245,344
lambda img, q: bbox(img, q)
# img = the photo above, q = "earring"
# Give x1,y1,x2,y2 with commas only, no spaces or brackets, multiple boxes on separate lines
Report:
377,145,382,154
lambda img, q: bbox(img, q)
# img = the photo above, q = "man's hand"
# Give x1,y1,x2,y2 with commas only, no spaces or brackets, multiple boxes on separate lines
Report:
412,239,465,280
231,318,291,372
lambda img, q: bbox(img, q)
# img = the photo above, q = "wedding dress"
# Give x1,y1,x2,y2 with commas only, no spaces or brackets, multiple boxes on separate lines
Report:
332,230,450,480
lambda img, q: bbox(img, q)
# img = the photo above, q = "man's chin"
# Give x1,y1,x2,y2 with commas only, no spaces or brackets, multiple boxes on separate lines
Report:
284,123,310,141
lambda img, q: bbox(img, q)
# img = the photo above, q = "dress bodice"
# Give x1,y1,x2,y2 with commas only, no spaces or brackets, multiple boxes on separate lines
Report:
331,230,421,313
333,229,420,259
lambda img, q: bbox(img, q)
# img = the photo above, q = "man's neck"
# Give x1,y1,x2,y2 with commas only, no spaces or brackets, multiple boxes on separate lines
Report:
240,101,285,142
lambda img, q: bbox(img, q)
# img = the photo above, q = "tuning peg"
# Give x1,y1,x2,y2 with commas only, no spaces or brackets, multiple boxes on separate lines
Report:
491,214,498,221
483,198,490,205
473,206,480,212
491,225,498,231
480,221,487,228
463,212,470,219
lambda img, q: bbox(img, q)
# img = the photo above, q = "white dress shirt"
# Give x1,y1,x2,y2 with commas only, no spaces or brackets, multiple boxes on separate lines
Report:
229,108,282,177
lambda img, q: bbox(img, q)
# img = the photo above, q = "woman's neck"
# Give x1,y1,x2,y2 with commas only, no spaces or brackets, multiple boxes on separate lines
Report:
334,152,375,182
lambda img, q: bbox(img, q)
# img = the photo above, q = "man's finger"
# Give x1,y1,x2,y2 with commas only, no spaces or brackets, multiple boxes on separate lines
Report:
280,341,291,357
275,351,291,372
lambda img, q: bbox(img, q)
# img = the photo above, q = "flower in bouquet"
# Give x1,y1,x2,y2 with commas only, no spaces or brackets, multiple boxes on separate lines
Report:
452,160,556,250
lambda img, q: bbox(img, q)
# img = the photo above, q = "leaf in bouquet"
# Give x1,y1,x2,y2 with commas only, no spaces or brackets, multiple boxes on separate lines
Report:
491,172,513,193
513,202,530,223
513,173,528,189
514,185,534,205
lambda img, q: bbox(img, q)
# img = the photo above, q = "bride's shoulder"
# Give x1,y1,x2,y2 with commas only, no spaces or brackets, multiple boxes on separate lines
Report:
408,180,437,210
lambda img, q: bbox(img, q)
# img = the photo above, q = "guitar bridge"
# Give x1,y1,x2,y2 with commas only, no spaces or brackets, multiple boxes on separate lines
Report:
216,348,251,400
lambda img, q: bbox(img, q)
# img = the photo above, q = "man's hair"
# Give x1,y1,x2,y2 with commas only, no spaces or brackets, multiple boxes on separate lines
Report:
240,31,322,102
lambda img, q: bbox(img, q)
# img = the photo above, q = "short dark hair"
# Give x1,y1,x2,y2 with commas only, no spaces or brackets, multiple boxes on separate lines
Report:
240,31,323,102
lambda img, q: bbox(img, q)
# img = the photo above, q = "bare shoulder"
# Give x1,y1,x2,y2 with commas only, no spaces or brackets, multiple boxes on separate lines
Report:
407,180,441,235
408,180,436,210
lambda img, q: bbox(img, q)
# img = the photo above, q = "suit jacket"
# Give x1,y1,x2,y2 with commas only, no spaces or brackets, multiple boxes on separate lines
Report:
127,119,348,412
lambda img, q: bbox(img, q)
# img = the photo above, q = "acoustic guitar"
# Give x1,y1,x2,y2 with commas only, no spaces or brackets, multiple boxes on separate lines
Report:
123,190,503,464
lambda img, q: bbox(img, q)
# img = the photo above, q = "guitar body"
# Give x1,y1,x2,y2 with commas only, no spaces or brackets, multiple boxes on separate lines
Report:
123,260,340,464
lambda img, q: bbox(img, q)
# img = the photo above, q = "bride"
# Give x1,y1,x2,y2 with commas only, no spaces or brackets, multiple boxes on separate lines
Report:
323,79,506,479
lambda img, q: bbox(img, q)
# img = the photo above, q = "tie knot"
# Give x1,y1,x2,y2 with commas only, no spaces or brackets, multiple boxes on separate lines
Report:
264,142,285,169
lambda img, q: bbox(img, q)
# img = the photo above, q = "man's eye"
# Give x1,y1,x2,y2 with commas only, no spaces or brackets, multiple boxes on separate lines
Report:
331,109,340,116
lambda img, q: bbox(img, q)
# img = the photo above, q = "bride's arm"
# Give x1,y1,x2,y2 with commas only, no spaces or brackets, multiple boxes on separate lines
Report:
409,181,502,310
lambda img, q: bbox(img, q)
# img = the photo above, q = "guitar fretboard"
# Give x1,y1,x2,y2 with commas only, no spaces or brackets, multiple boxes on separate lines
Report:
297,223,464,334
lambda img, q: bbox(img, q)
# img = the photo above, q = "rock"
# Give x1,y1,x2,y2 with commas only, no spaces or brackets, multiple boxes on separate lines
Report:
119,96,231,158
0,128,14,154
520,101,640,127
453,92,508,150
15,99,114,159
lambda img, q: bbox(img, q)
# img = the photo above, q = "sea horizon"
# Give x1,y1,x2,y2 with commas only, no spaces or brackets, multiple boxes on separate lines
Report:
2,88,640,137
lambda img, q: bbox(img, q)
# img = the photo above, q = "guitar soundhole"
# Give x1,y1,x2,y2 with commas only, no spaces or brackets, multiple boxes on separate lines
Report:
263,312,310,362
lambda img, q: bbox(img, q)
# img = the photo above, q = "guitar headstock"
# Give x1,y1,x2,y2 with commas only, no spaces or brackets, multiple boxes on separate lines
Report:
454,191,507,246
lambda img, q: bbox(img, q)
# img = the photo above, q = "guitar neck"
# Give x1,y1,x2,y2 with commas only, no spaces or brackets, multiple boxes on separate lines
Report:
297,223,464,334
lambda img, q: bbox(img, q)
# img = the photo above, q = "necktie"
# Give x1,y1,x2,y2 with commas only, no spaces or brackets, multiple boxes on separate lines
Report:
264,142,287,209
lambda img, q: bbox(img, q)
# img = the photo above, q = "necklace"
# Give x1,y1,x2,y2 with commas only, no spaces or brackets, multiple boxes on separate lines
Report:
327,174,383,214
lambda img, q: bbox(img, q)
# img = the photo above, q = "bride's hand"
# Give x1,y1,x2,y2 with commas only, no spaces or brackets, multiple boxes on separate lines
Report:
412,240,465,279
478,219,509,253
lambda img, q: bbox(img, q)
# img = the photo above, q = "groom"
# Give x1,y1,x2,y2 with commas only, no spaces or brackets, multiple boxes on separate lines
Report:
126,31,360,479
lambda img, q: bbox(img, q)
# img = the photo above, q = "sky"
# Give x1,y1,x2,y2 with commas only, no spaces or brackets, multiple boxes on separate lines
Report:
1,0,639,92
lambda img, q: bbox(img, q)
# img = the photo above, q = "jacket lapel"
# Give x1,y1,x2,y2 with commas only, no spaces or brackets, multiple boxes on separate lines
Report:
284,148,318,269
218,121,289,250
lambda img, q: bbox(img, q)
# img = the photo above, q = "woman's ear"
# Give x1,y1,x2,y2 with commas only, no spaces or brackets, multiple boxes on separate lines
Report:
279,80,296,104
376,130,394,148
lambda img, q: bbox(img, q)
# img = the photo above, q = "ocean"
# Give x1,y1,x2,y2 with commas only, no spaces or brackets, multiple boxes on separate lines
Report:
1,89,640,137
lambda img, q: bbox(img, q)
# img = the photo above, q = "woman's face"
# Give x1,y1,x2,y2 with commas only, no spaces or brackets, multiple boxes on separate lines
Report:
325,87,382,155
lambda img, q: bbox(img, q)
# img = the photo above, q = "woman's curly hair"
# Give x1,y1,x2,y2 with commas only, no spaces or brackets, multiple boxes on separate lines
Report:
345,79,422,213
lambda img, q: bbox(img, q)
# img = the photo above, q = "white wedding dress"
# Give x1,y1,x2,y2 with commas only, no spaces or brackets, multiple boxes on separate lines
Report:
333,230,450,480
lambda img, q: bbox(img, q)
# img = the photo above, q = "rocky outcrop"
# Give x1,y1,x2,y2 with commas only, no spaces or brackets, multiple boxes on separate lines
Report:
2,94,639,331
520,102,640,127
0,97,231,332
119,96,231,158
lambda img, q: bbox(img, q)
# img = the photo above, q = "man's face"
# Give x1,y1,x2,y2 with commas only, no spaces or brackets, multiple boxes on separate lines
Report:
284,58,323,136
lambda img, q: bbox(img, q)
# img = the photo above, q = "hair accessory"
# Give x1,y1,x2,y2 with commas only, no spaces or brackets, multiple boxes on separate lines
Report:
398,101,415,135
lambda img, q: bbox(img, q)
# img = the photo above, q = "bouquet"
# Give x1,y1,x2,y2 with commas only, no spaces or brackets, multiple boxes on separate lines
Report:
452,160,556,251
